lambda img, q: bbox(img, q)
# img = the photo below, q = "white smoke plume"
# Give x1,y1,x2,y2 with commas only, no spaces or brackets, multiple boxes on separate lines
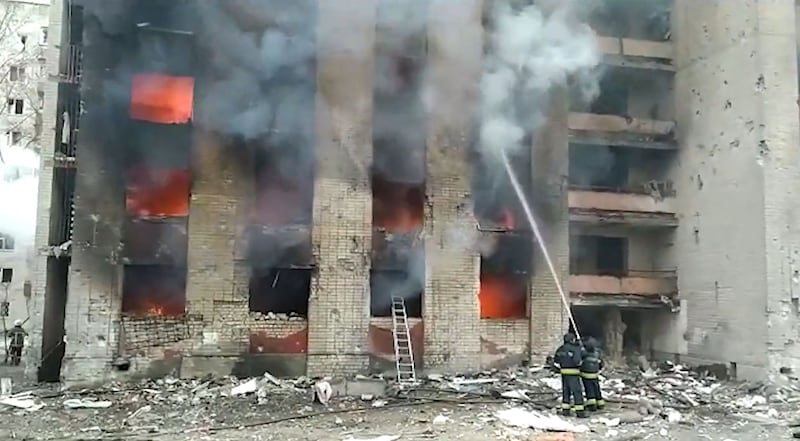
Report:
0,146,39,250
480,0,601,160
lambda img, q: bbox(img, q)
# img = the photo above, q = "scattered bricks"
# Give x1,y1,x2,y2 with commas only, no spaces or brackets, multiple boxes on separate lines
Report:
345,378,387,397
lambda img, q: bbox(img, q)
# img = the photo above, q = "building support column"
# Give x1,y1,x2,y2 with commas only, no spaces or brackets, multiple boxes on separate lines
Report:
307,0,376,376
423,0,483,373
529,91,570,357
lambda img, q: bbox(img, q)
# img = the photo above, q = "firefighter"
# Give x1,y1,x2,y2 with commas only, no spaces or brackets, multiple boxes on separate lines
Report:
554,332,586,418
580,337,605,411
7,320,27,366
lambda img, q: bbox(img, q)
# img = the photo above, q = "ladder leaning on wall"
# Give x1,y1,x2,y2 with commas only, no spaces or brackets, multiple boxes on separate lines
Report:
390,296,417,388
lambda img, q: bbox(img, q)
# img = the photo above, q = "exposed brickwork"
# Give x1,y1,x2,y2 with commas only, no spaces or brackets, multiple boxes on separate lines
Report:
119,314,203,353
305,0,376,376
529,92,570,357
249,317,308,354
422,0,484,373
186,131,239,322
480,319,529,368
368,317,424,364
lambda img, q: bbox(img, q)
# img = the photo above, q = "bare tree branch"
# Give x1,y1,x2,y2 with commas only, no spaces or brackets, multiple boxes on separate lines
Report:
0,1,48,153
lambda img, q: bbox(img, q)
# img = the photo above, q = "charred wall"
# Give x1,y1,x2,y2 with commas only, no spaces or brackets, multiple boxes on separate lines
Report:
59,0,320,380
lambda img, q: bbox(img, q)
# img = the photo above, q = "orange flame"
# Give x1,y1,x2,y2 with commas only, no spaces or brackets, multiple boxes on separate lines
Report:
123,296,185,317
130,73,194,124
498,208,515,230
479,274,527,319
372,178,424,233
125,167,190,218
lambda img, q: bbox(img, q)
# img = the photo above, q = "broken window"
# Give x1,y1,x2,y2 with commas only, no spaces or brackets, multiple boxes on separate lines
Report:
372,0,427,235
569,144,629,190
7,99,23,115
252,145,314,226
371,173,425,233
1,268,12,283
9,66,24,81
122,265,186,316
125,167,190,218
7,131,21,146
588,0,670,41
472,146,532,231
249,267,311,316
478,234,532,319
122,219,188,266
129,73,194,124
0,233,13,251
570,235,628,277
370,269,423,318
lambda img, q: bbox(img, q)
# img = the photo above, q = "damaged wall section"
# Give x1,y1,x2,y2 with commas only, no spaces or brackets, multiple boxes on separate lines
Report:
369,0,427,327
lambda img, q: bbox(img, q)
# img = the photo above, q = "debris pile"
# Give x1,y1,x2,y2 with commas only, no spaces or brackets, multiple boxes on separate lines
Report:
0,362,798,440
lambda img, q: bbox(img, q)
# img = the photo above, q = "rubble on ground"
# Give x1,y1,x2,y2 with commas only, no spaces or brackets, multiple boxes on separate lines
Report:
1,359,799,440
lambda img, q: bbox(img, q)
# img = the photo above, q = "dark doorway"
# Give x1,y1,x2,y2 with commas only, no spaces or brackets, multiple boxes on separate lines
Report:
38,257,69,382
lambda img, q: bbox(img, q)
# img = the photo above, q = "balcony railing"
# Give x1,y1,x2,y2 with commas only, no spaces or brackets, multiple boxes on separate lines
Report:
568,270,677,297
569,112,675,137
568,188,676,214
58,44,83,84
596,35,673,67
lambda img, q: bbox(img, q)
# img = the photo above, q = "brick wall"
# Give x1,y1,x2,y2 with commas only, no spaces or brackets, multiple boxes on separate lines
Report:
422,0,483,373
529,92,570,356
480,319,529,367
305,0,376,376
58,19,131,381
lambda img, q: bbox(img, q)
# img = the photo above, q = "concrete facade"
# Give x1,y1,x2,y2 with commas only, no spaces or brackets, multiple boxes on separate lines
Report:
670,0,800,379
25,0,800,383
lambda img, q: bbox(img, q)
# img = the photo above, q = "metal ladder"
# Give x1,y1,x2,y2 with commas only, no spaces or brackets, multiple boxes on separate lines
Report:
391,296,417,387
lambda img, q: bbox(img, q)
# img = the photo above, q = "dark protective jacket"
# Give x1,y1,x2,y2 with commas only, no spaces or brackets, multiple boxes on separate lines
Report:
554,341,583,373
580,347,604,374
8,326,26,348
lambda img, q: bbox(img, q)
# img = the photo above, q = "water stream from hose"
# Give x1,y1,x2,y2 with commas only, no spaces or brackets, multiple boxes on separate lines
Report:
500,150,581,341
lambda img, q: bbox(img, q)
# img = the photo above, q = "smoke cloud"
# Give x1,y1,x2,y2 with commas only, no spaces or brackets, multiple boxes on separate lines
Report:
479,0,600,161
0,146,39,250
75,0,602,315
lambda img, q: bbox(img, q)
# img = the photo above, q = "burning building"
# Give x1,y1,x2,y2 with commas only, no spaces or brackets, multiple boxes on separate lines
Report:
26,0,800,383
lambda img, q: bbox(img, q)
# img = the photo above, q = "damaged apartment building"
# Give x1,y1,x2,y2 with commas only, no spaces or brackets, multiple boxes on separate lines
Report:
26,0,800,383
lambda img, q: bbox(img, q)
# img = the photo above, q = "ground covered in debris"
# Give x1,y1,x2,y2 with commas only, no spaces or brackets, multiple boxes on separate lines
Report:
2,363,800,441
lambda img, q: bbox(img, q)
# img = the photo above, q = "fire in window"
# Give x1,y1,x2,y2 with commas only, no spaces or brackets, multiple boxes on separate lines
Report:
122,265,186,317
125,167,190,218
129,73,194,124
478,235,532,319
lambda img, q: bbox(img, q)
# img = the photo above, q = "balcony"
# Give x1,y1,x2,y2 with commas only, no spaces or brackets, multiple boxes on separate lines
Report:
596,35,673,71
55,44,82,84
568,187,677,227
569,270,678,308
568,112,676,150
